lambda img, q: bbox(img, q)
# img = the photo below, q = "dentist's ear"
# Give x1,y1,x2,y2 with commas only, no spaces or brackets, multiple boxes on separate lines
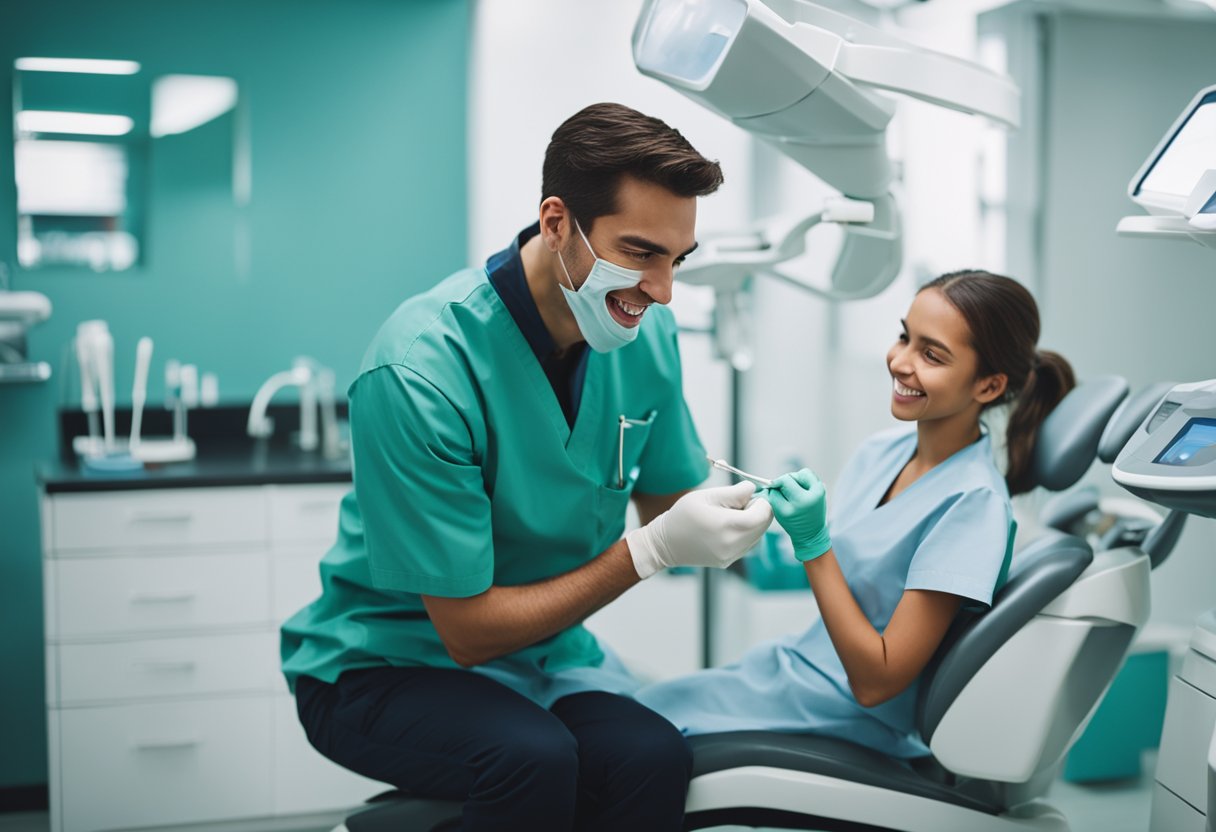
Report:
539,196,570,252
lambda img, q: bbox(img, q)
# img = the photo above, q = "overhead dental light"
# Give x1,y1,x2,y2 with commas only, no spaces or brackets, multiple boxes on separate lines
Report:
632,0,1020,364
1118,83,1216,249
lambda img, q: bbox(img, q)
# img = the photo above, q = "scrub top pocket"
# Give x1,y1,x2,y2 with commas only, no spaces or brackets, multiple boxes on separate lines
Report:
607,410,657,492
595,410,656,544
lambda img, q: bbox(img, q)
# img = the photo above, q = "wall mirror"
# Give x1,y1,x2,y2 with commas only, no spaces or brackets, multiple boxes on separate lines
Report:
12,58,242,273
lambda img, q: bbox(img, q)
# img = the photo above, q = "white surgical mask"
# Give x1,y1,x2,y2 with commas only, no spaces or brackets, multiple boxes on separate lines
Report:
556,221,644,353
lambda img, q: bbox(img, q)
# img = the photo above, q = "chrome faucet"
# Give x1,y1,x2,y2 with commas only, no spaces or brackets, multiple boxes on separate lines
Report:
247,357,343,457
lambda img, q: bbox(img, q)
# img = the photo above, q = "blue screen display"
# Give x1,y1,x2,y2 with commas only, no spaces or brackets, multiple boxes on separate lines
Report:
1155,418,1216,468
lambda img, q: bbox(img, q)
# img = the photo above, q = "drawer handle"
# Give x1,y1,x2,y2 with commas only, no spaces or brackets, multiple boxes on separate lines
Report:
129,592,196,604
128,511,195,524
132,738,201,751
133,660,197,672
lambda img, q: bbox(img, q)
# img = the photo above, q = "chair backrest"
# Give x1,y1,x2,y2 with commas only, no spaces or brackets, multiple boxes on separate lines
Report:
915,530,1093,742
910,376,1150,785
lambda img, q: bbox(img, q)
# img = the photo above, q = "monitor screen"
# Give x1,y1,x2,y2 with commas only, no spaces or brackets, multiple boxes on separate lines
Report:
1137,91,1216,199
1154,417,1216,468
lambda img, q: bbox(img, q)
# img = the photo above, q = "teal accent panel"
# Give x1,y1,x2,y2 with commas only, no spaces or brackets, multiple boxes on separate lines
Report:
1063,650,1170,783
0,0,470,788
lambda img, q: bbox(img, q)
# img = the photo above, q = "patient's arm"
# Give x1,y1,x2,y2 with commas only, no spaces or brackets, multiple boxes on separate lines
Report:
804,552,962,708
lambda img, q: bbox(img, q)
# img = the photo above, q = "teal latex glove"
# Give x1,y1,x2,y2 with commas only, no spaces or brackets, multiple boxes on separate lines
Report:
765,468,832,562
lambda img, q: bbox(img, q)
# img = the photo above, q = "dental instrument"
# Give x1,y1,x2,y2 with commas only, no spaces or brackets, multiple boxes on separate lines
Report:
707,456,772,488
75,324,100,454
127,356,196,463
128,337,152,452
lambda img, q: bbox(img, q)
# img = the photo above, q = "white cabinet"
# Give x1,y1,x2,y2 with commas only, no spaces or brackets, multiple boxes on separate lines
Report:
42,482,378,832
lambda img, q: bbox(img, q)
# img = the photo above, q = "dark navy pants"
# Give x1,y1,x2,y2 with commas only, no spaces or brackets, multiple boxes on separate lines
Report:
295,666,693,831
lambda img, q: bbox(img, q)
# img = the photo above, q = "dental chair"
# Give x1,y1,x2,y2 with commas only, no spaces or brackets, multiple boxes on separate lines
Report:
333,375,1143,832
1041,381,1188,567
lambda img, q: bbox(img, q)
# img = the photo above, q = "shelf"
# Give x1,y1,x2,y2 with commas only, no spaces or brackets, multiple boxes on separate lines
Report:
0,361,51,383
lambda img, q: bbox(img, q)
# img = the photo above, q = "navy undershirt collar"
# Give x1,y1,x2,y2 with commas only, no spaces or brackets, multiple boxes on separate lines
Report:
486,223,589,428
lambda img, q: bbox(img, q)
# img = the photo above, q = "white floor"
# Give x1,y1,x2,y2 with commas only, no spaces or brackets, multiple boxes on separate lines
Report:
0,761,1158,832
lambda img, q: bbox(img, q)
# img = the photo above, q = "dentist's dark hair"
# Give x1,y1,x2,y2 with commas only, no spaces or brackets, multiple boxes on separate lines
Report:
922,270,1075,496
541,102,723,229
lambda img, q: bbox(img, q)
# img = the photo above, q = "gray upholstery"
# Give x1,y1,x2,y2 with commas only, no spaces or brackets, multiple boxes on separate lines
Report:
1030,375,1129,491
1098,381,1177,464
1039,485,1099,533
915,531,1092,741
1142,509,1188,569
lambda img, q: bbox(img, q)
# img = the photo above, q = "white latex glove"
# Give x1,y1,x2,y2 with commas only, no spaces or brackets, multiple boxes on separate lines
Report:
625,481,774,580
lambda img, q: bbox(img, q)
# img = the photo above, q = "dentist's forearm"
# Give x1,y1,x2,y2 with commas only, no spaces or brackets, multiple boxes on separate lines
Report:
422,539,639,667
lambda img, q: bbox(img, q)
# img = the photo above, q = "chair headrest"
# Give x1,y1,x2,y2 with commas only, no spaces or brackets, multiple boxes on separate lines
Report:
1097,381,1177,464
1029,376,1129,492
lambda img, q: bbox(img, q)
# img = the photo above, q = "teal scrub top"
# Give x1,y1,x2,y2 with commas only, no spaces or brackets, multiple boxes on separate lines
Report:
281,266,708,704
636,427,1014,758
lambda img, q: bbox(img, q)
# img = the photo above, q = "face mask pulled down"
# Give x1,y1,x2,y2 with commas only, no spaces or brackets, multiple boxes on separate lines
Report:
556,221,644,353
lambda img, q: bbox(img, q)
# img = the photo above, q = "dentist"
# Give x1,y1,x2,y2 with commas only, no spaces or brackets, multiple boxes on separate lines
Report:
281,103,772,831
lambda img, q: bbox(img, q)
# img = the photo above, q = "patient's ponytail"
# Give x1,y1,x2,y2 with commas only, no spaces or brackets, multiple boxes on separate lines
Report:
921,271,1076,496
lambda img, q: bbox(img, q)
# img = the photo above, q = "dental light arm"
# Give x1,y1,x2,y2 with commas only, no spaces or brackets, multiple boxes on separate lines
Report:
632,0,1020,313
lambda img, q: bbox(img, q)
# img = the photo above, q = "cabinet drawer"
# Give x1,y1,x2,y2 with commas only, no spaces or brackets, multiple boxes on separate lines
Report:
56,697,273,832
54,631,279,704
48,554,271,639
49,487,268,553
273,694,378,815
273,554,323,623
269,484,347,545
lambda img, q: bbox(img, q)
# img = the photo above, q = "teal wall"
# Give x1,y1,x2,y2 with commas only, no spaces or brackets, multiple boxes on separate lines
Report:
0,0,469,788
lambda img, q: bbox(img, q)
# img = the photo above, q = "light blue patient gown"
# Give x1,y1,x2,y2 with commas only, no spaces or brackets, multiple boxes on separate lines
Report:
636,427,1014,758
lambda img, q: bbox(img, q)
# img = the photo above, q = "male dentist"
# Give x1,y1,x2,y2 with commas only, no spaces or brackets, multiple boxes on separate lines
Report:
281,103,773,831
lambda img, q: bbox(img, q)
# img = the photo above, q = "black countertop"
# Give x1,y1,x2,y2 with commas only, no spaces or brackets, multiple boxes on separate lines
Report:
38,442,352,493
38,404,353,493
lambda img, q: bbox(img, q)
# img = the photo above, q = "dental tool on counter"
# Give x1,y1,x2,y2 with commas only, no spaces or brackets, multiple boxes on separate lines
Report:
75,325,100,452
72,320,141,472
200,371,219,407
128,337,153,452
130,356,196,463
707,456,773,488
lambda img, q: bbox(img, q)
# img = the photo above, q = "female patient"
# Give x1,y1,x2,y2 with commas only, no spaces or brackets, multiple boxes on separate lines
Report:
637,270,1075,758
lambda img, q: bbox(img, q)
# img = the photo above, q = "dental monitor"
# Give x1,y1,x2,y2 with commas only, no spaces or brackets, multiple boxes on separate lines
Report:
1118,84,1216,246
1132,87,1216,210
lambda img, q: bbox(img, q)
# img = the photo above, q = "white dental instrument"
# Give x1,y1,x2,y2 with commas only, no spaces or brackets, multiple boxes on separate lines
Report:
75,327,99,450
707,456,772,488
129,337,153,451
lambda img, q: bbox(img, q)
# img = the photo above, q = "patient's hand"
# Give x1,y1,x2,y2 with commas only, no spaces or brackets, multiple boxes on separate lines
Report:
765,468,832,562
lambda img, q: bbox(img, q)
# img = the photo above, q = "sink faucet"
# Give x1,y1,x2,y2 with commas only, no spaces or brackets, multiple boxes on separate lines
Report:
247,357,342,456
